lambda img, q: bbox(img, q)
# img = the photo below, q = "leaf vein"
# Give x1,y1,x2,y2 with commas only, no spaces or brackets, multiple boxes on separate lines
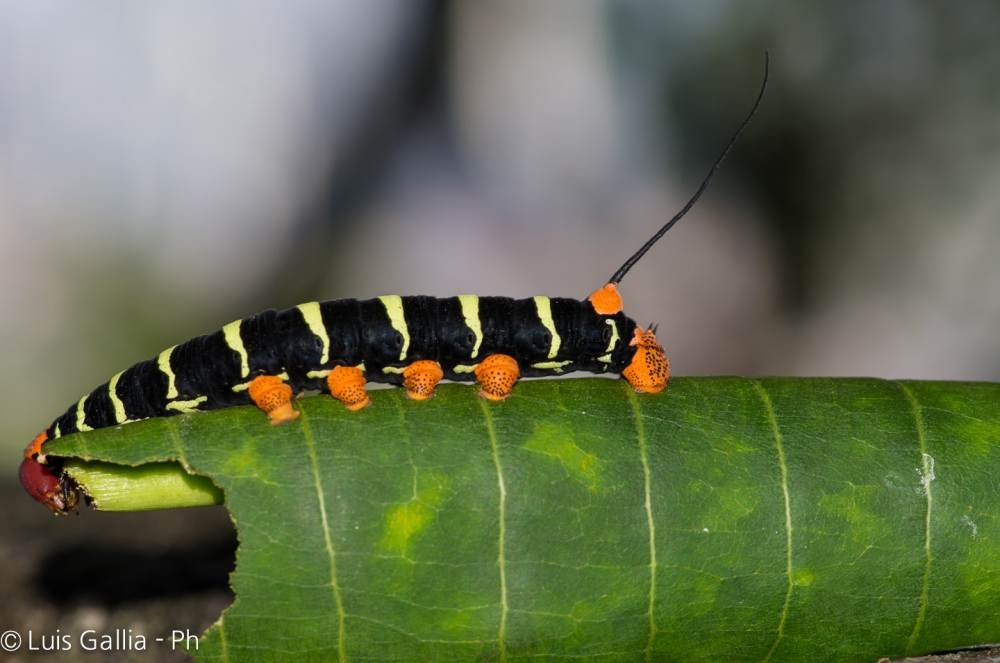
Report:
478,400,508,663
163,417,192,470
219,613,228,663
300,408,347,663
624,384,657,663
898,381,932,654
751,379,793,663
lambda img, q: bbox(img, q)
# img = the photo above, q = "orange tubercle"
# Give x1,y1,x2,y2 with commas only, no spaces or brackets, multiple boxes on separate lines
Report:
622,326,669,394
587,283,623,315
327,366,371,411
248,375,300,425
403,360,445,401
474,354,520,401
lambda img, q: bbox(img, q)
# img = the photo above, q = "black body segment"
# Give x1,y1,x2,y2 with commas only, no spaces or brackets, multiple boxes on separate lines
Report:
43,295,639,441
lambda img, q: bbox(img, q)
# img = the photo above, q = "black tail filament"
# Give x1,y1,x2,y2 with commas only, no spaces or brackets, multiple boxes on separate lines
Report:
608,51,770,287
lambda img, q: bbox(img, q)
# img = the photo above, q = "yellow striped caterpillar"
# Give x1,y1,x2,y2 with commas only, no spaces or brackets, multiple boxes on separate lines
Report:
21,55,769,514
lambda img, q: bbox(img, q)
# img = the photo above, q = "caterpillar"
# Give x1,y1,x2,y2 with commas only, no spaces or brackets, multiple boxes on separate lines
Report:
21,55,769,514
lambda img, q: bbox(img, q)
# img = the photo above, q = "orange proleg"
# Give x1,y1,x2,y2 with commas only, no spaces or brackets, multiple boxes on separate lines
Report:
327,366,371,411
621,326,669,393
474,354,520,401
403,360,445,401
248,375,300,425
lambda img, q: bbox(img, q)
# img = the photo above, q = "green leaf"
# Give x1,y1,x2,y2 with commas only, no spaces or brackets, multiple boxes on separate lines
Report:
42,377,1000,662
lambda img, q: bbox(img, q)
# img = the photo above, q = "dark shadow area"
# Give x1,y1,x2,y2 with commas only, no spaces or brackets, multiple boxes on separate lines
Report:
36,538,236,608
2,480,237,662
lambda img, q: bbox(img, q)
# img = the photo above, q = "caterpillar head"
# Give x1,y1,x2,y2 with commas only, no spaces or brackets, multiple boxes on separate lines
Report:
20,455,78,515
621,326,669,393
20,428,79,514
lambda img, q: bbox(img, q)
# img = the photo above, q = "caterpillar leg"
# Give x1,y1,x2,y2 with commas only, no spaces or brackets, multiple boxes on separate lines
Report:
248,375,300,425
403,360,444,401
474,354,520,401
327,366,371,411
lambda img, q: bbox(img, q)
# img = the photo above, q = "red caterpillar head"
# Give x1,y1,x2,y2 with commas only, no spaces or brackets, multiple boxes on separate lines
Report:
20,430,78,514
19,456,77,514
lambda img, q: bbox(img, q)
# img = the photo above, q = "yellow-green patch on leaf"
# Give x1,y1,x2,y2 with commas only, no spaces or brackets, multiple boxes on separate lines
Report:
523,422,604,491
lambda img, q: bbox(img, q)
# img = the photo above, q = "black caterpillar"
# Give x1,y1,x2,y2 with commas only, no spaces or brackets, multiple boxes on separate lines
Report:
43,295,638,433
21,55,769,514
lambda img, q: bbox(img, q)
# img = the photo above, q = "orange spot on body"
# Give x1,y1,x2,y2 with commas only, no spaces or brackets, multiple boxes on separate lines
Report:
25,428,49,461
248,375,300,425
475,354,520,401
327,366,371,411
403,360,444,401
622,326,669,394
587,283,623,315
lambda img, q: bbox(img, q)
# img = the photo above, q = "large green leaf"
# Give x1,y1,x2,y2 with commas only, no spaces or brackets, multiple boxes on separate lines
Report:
42,377,1000,662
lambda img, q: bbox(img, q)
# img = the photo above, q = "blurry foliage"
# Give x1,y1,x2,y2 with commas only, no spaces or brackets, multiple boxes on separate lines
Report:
611,0,1000,311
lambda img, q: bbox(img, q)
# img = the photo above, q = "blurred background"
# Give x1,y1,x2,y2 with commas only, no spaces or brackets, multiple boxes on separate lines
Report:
3,0,1000,469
